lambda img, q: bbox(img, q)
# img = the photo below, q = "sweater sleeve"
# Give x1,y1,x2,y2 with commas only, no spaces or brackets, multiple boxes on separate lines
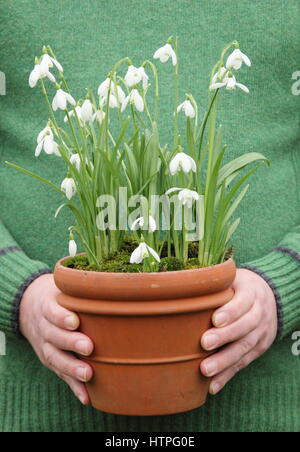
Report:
0,220,51,338
240,225,300,341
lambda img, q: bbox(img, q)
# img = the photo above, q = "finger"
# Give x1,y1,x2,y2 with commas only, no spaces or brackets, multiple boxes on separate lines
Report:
208,347,260,395
201,330,260,377
202,302,262,351
59,374,91,405
43,298,80,331
212,289,255,328
42,343,93,383
43,323,94,356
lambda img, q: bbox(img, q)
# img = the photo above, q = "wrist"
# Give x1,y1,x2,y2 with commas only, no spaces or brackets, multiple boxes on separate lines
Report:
20,273,53,337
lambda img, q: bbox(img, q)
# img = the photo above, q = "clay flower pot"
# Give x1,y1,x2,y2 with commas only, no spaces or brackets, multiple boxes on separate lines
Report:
54,258,236,416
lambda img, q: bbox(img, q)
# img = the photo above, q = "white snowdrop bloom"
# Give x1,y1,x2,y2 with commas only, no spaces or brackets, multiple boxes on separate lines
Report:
211,66,228,86
125,66,149,90
139,67,149,91
131,215,157,233
166,188,200,209
37,126,53,144
210,74,249,94
169,153,197,176
70,153,81,171
130,243,160,264
69,239,77,257
153,43,177,66
29,62,56,88
64,106,83,123
98,78,126,105
61,178,76,200
35,135,59,157
177,100,196,118
121,89,144,113
35,127,59,157
92,109,106,124
52,89,76,111
98,78,111,97
125,65,142,87
100,93,118,109
81,99,94,122
226,49,251,70
40,54,64,73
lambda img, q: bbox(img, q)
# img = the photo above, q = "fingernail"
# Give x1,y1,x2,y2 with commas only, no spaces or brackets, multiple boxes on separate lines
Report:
202,334,219,350
203,361,218,376
65,315,78,330
76,367,88,382
214,312,229,327
76,340,90,356
210,382,221,395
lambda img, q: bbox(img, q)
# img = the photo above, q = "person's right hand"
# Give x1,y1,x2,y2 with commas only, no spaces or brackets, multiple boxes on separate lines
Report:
19,273,94,405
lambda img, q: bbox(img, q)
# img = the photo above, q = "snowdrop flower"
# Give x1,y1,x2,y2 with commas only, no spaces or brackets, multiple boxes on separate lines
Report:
92,109,106,124
130,242,160,264
61,178,76,200
139,67,149,91
40,54,64,73
125,66,149,90
125,66,142,87
35,126,59,157
37,125,53,144
81,99,94,122
29,61,56,88
226,49,251,70
210,74,249,94
70,153,81,171
166,188,200,208
69,239,77,257
98,78,126,106
131,215,157,233
100,93,118,109
52,89,76,111
64,106,83,123
177,100,196,118
98,78,111,97
121,89,144,113
154,43,177,66
211,66,228,86
169,153,197,176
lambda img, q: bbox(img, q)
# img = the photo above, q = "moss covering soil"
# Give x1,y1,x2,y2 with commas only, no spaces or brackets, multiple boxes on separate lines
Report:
63,240,233,273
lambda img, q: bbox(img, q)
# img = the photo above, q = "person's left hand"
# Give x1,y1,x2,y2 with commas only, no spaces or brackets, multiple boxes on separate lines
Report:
200,268,278,395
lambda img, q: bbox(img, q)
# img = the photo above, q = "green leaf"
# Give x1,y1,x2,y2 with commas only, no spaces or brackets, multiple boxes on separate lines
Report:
222,184,249,227
225,217,241,246
218,153,269,186
5,161,63,194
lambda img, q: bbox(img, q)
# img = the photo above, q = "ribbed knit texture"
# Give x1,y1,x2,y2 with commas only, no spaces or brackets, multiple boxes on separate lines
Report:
0,221,50,337
242,247,300,341
0,0,300,432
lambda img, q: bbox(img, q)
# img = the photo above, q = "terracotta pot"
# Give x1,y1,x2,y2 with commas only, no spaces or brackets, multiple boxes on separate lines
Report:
54,258,236,416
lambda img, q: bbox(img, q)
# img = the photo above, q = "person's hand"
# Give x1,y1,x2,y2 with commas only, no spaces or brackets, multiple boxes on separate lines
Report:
200,268,278,395
19,273,94,405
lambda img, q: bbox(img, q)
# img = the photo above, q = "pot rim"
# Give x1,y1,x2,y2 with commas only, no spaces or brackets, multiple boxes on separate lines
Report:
54,255,236,301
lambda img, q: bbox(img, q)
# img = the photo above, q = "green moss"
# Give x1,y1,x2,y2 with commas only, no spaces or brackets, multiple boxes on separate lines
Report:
63,243,232,273
185,258,201,270
158,257,185,272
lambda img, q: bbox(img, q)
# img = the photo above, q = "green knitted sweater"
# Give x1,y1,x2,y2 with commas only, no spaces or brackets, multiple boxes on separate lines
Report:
0,0,300,432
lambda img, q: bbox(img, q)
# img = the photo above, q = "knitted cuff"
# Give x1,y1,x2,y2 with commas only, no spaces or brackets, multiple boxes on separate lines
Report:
241,247,300,341
0,246,51,337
